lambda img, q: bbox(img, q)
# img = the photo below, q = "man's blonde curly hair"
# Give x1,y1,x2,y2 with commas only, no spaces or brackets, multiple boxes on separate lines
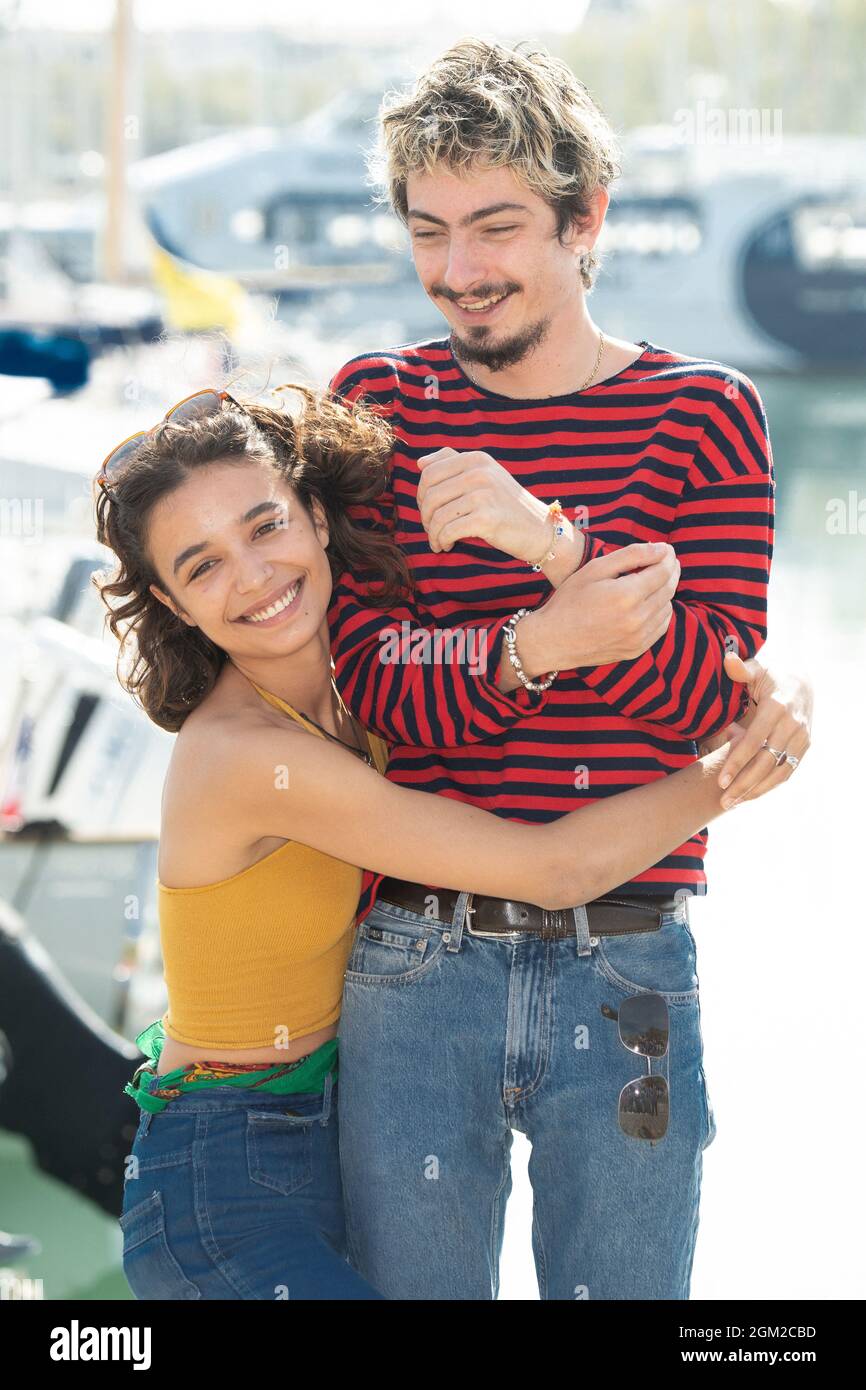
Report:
366,37,622,291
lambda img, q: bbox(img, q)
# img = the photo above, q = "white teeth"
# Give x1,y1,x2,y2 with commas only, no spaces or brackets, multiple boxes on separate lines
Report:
245,579,301,623
458,292,508,311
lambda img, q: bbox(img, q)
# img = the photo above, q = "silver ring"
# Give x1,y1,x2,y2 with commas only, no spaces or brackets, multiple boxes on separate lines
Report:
784,752,799,770
763,741,787,767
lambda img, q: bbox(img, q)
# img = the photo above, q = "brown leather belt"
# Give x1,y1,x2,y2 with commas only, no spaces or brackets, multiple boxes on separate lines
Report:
376,877,681,942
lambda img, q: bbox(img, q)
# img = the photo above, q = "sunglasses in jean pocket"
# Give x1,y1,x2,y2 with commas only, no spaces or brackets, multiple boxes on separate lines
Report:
603,991,670,1141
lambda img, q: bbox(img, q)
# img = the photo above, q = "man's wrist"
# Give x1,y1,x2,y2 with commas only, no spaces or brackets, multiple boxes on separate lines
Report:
493,608,549,693
524,499,578,585
540,516,585,587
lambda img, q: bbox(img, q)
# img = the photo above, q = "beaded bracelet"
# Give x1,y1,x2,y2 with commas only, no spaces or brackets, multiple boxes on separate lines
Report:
529,500,566,572
502,607,559,693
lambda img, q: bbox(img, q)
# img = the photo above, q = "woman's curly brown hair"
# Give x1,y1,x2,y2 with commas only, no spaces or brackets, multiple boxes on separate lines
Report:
94,383,413,732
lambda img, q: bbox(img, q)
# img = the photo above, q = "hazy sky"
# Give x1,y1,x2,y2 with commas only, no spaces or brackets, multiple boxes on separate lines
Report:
10,0,590,34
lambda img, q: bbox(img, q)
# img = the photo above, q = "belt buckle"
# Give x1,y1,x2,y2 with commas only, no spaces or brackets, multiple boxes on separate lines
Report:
464,893,521,941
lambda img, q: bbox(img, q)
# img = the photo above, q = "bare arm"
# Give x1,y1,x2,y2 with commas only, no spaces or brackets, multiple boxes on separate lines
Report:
216,723,740,912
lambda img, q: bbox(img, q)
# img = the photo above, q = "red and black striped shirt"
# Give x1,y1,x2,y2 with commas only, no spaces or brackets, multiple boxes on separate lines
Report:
327,337,775,921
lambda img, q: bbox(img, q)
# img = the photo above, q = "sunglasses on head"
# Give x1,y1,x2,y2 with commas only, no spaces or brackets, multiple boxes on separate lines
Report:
96,388,236,491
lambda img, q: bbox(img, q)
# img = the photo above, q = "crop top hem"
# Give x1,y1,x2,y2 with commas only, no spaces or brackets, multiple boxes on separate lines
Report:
161,1005,341,1051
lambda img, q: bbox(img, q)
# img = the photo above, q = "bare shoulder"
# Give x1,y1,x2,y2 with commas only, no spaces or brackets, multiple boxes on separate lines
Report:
160,669,403,885
167,694,295,791
159,689,308,883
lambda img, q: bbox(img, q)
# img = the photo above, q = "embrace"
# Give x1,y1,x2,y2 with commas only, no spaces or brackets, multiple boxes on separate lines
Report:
103,39,812,1301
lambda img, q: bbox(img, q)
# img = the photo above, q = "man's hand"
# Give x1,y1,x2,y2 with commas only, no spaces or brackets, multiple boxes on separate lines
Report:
697,651,813,804
417,447,579,571
528,542,681,670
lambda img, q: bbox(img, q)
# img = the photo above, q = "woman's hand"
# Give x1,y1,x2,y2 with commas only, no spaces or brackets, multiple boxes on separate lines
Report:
697,651,813,807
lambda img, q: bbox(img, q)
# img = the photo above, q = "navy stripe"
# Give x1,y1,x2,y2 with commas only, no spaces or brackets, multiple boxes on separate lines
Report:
326,337,774,918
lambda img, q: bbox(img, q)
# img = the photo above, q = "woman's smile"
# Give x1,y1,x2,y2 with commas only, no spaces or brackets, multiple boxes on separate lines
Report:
234,575,305,627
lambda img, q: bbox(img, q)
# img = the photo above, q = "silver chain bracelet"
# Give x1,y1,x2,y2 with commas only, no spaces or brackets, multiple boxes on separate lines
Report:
502,608,559,693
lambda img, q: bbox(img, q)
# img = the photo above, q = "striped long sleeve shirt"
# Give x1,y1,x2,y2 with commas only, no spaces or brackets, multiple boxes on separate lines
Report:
326,337,775,921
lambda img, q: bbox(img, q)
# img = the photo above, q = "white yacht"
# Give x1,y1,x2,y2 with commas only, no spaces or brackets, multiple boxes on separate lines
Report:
594,129,866,369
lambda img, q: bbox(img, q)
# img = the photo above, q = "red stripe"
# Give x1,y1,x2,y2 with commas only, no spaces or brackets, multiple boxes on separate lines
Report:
326,338,774,919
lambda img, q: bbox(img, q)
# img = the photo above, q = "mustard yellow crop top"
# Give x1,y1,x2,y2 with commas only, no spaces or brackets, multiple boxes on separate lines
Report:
158,680,390,1050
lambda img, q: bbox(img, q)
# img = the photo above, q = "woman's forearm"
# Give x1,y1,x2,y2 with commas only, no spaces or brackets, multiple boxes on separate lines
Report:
546,746,732,907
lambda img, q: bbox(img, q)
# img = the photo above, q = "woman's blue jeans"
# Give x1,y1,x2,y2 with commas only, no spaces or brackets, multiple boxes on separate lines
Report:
119,1068,385,1300
337,891,717,1300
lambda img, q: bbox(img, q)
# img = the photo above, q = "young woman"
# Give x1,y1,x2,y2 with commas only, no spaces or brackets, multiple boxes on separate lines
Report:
97,384,799,1301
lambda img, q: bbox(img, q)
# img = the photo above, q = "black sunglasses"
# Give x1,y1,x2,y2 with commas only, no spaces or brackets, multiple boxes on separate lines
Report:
603,992,670,1141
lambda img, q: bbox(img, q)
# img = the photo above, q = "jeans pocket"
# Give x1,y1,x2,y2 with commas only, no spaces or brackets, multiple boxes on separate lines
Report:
246,1107,315,1195
592,920,700,1006
119,1190,201,1301
345,904,445,986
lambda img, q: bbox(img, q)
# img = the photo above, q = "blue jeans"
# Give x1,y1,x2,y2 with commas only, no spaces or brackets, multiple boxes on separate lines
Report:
337,891,717,1300
119,1069,385,1299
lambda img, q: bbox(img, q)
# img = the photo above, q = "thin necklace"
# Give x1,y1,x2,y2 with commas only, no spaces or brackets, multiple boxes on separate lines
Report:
231,660,374,767
294,689,374,767
458,329,606,396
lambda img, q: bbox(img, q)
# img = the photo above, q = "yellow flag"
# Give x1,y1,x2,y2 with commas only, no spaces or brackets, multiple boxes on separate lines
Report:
150,244,246,334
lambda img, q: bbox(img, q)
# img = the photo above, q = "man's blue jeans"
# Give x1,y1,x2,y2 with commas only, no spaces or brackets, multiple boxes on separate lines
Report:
337,890,717,1300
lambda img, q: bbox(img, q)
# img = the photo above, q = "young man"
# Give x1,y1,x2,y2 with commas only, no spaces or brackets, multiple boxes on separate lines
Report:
326,39,810,1300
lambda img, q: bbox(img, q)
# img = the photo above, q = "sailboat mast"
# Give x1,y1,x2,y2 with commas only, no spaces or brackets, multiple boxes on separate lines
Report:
102,0,132,283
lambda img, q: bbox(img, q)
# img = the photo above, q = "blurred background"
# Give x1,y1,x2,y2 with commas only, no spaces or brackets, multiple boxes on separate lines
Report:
0,0,863,1301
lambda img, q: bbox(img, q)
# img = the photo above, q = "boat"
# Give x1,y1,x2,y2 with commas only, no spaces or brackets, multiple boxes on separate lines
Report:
0,540,170,1030
0,222,164,372
593,128,866,369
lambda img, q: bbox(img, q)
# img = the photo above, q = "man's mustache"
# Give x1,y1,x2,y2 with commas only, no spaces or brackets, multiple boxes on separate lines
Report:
434,286,521,302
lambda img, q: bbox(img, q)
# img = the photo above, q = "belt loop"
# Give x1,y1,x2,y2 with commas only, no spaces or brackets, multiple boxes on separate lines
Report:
572,903,593,957
319,1067,334,1126
446,891,471,952
137,1071,156,1133
675,888,692,927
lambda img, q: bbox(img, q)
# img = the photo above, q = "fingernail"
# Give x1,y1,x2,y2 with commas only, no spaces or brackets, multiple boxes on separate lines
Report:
720,774,731,788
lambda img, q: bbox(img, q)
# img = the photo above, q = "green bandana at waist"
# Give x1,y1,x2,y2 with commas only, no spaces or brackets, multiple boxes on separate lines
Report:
123,1018,339,1114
